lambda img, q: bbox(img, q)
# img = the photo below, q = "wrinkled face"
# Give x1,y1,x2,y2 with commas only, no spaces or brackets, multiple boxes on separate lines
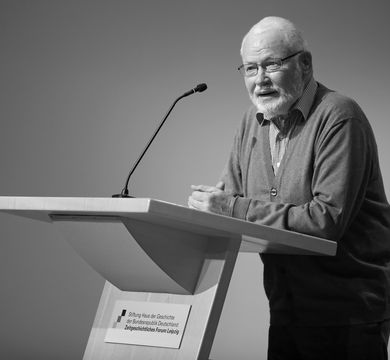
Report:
241,30,305,118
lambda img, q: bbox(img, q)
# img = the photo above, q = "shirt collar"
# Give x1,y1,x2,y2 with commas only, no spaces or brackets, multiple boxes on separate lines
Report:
294,77,317,120
256,77,318,125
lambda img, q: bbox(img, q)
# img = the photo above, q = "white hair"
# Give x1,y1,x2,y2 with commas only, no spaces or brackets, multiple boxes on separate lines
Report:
240,16,309,56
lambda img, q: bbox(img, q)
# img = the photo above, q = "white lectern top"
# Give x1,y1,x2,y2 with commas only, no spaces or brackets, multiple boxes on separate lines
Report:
0,196,336,256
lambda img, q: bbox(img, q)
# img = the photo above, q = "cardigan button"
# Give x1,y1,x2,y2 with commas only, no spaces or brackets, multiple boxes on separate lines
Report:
270,188,278,197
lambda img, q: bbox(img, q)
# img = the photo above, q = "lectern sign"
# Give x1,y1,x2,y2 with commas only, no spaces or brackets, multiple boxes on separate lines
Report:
105,300,191,349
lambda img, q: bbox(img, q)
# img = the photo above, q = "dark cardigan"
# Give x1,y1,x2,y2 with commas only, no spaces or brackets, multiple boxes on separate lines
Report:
222,82,390,325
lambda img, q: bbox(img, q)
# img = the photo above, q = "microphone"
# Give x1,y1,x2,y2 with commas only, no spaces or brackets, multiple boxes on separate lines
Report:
112,83,208,198
181,83,208,97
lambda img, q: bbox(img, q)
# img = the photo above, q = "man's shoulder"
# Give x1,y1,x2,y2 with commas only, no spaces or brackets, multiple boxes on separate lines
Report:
314,83,366,121
239,104,260,130
232,105,263,144
242,104,259,120
313,83,362,117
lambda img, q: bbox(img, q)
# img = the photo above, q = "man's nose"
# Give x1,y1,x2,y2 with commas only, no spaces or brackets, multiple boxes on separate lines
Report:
254,67,270,85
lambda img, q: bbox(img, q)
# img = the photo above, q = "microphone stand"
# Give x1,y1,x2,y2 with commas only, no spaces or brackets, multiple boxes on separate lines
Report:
112,84,207,198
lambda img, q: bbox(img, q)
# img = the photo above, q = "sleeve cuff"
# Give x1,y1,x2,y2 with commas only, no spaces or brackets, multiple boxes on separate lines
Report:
230,196,251,219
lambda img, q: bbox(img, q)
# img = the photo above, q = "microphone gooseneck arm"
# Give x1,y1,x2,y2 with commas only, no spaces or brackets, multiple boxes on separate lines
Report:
112,83,207,198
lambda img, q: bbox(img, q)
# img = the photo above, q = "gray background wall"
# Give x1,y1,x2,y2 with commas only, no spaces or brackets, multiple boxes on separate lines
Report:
0,0,389,359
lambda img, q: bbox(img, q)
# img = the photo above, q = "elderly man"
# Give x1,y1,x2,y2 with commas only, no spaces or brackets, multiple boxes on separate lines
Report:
188,16,390,359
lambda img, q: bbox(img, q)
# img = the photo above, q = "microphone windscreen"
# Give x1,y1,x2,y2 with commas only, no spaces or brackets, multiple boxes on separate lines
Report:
195,83,207,93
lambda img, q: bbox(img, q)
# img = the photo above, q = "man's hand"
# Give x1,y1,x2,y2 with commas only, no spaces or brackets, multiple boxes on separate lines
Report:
188,181,232,216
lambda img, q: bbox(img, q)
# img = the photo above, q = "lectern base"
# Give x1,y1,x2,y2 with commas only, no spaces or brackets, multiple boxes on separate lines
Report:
83,236,241,360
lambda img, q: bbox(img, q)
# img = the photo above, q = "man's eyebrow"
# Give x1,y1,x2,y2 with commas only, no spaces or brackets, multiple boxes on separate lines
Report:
245,56,277,64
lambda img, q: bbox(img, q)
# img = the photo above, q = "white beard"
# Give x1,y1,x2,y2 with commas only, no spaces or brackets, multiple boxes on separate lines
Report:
252,68,305,119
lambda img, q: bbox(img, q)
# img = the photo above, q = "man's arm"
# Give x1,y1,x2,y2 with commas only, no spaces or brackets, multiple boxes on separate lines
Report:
189,117,375,241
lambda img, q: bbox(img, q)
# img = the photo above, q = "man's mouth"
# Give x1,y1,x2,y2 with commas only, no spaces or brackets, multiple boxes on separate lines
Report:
256,89,278,97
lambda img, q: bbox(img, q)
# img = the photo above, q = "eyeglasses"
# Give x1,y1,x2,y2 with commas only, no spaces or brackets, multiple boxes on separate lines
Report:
237,50,303,77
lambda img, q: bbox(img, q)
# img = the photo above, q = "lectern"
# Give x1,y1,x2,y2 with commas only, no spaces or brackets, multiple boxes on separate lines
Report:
0,196,336,360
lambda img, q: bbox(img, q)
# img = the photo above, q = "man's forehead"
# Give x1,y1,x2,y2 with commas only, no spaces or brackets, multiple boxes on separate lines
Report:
243,28,287,55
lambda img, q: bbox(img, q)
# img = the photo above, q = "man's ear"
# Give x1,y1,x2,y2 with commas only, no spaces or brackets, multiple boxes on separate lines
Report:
300,51,312,76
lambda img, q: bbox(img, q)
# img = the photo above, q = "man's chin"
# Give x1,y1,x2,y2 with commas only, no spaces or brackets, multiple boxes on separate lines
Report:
255,103,288,119
253,97,295,118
